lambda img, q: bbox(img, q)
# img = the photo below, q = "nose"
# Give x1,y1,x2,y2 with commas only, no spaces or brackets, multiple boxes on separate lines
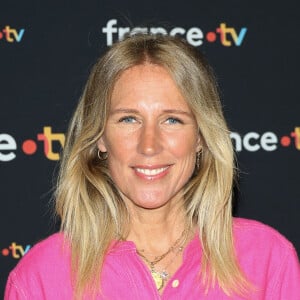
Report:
137,122,163,156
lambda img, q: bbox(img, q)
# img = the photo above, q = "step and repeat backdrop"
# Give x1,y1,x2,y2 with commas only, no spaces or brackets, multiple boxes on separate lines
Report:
0,0,299,296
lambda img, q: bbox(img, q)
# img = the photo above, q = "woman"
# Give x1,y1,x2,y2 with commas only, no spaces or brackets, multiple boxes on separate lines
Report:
5,34,300,299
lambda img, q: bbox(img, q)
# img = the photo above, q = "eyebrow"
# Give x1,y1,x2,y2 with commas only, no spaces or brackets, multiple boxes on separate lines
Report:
110,108,193,116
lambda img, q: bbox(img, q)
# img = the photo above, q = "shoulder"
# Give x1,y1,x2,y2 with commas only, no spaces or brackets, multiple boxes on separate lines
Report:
233,218,300,297
233,218,299,280
13,232,69,273
5,233,72,299
232,217,296,259
233,217,294,250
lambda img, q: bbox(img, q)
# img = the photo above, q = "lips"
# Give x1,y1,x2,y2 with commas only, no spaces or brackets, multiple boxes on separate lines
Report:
133,165,170,180
135,167,168,176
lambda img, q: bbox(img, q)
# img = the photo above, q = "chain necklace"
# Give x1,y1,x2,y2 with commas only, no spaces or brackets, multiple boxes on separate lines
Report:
151,245,184,290
137,228,188,291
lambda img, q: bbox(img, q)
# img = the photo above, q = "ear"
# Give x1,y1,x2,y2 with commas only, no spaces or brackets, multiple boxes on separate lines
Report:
196,132,202,152
97,137,107,152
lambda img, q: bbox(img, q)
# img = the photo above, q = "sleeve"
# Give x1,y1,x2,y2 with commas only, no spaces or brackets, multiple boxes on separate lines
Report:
4,271,29,300
270,245,300,300
4,233,71,300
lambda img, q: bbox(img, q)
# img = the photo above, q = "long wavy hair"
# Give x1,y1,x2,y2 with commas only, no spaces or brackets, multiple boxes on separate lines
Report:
55,34,250,298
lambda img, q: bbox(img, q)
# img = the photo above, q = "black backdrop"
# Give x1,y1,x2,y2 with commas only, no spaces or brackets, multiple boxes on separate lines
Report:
1,1,299,297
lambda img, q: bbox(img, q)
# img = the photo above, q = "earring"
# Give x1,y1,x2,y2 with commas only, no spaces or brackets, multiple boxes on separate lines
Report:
97,149,108,160
196,150,202,170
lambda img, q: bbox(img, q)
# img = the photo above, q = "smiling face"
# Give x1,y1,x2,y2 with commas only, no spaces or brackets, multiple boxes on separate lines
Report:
98,64,201,211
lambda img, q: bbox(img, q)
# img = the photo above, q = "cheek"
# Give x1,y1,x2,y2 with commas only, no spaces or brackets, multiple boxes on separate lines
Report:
167,132,198,157
105,133,135,165
103,131,127,153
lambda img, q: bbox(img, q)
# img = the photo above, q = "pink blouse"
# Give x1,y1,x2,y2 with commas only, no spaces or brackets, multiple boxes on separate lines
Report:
5,218,300,299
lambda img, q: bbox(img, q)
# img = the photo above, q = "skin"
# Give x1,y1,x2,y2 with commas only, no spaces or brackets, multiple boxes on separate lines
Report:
98,63,201,290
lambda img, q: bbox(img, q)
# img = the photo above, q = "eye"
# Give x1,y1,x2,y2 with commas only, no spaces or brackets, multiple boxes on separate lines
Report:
119,116,137,123
165,117,183,125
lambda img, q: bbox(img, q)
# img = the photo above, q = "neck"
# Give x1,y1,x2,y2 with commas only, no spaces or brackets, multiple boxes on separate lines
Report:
125,200,189,254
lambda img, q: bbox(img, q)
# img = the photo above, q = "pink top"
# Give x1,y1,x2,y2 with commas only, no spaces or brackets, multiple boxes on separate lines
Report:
5,218,300,299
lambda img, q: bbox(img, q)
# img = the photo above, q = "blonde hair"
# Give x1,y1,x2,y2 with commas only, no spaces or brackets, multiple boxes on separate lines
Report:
56,34,250,297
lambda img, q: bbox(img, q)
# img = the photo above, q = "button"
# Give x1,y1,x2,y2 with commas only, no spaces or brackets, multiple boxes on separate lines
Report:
172,279,180,288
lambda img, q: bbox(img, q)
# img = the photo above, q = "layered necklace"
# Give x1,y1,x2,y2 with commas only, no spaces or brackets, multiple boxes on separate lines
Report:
137,228,188,291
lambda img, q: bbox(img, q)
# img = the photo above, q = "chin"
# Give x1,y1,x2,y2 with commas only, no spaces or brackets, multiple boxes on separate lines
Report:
135,200,169,210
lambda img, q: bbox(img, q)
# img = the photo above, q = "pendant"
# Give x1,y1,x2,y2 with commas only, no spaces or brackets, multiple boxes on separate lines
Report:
160,270,169,280
151,270,164,290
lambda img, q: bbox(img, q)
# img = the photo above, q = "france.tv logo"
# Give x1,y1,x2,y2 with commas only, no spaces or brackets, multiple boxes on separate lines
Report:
2,242,31,259
0,126,65,162
102,19,247,47
0,25,25,42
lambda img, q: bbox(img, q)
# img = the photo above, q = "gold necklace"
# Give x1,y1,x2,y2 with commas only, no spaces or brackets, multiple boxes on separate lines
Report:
137,228,188,290
150,245,184,290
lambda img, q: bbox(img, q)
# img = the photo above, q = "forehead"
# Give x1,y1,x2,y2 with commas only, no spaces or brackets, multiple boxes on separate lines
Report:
113,64,172,90
110,64,190,110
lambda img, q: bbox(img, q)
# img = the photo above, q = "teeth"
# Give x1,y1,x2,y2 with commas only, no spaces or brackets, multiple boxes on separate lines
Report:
135,167,168,176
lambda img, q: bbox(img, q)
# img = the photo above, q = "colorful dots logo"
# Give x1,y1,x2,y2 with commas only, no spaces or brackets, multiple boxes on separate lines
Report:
22,139,38,155
281,136,292,147
2,248,10,256
280,129,300,148
206,31,217,42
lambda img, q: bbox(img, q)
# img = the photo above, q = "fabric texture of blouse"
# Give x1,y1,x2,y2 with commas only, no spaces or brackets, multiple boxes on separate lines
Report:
5,218,300,299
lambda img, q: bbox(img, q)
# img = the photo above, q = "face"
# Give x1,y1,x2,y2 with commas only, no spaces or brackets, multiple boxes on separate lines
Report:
98,64,201,211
